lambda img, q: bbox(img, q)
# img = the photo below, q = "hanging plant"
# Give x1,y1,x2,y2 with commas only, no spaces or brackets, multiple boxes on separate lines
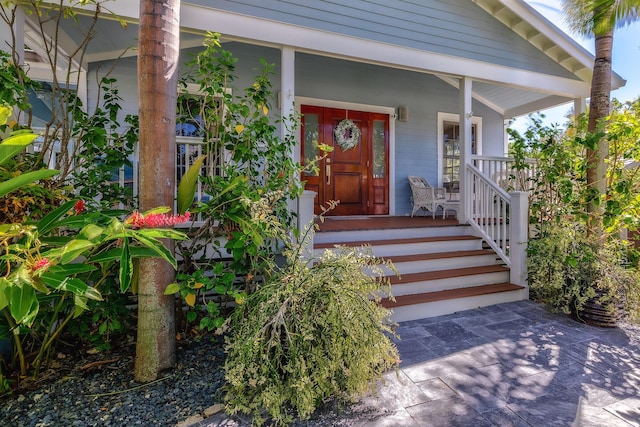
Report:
334,119,361,151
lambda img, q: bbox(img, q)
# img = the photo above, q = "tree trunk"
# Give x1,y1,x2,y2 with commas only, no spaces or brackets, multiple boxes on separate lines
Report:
135,0,180,383
586,29,613,238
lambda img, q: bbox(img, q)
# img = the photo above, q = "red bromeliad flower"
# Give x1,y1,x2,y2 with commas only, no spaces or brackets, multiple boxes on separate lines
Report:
33,258,51,272
74,199,85,215
125,211,191,229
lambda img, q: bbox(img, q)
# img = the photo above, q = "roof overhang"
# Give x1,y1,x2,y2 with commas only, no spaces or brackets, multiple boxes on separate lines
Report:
20,0,625,119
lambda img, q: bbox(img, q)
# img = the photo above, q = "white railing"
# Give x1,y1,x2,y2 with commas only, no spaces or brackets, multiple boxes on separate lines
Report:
466,163,511,265
472,155,537,192
464,162,529,288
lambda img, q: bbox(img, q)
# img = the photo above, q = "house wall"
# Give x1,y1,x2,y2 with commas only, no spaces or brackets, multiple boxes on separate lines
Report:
87,42,505,216
295,52,504,215
187,0,577,81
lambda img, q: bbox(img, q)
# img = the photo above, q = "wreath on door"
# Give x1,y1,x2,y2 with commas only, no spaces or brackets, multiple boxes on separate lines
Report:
334,119,361,151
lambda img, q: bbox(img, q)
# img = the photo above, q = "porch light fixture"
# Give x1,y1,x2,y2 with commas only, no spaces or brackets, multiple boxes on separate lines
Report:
398,105,409,122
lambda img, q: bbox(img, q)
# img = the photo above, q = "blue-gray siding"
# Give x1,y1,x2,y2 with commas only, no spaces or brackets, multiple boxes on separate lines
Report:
88,41,504,215
187,0,577,80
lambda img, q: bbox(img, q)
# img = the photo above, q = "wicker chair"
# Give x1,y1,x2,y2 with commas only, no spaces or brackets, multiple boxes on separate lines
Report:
408,175,448,218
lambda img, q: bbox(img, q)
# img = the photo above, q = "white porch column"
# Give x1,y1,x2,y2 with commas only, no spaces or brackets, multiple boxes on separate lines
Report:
0,6,24,65
1,5,25,127
503,119,509,156
573,97,586,118
280,46,304,245
280,46,295,142
297,190,317,260
509,191,529,297
458,76,472,223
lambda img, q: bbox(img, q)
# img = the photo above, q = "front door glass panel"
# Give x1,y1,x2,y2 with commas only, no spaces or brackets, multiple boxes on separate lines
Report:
372,119,386,178
303,113,320,177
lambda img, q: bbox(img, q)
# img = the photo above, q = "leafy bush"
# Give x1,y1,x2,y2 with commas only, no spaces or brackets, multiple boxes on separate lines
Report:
171,33,323,332
0,198,188,384
528,223,640,322
223,243,400,425
511,107,640,323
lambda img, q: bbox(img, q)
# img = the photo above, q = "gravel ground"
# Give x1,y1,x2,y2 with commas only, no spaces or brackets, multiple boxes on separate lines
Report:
0,337,226,427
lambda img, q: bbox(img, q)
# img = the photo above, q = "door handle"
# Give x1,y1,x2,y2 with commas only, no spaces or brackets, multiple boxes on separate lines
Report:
326,164,331,185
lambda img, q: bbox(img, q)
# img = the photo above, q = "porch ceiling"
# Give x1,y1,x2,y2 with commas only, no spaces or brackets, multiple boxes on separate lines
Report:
21,0,625,120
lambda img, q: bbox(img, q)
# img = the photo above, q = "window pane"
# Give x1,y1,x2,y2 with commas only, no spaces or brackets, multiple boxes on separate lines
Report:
441,120,478,193
176,96,204,137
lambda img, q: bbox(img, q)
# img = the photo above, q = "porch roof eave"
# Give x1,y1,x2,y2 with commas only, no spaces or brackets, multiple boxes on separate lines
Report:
178,5,593,99
33,1,612,117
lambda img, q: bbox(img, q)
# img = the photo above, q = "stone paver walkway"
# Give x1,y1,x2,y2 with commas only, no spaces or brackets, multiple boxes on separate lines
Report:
195,300,640,426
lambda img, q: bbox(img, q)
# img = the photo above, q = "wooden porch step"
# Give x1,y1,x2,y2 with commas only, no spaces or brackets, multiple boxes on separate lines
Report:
383,249,496,263
314,234,480,249
388,264,509,285
381,282,525,309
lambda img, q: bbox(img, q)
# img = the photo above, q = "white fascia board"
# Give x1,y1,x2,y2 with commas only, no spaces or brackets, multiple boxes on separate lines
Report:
495,0,626,89
182,5,591,98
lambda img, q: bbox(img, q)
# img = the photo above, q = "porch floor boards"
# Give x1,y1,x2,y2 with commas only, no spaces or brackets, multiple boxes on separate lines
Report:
380,282,524,308
315,215,460,232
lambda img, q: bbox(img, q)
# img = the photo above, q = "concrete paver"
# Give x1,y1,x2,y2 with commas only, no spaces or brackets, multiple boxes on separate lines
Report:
196,300,640,426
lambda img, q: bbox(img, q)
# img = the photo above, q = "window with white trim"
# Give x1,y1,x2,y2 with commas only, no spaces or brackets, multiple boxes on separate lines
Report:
437,112,482,196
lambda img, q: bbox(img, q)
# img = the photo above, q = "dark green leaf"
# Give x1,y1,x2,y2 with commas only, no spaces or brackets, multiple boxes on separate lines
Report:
119,239,131,292
37,200,77,234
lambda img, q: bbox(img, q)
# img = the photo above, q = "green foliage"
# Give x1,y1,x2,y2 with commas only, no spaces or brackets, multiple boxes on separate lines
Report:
603,99,640,233
1,5,138,209
508,114,586,225
509,101,640,235
173,33,308,330
512,106,640,322
177,155,205,215
0,51,35,118
527,223,598,314
70,78,138,209
0,108,58,201
165,266,246,332
66,274,133,352
0,201,187,382
223,243,400,425
528,223,640,322
0,151,69,223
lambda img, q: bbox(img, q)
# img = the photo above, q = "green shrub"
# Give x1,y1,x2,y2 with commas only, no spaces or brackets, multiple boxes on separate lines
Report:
528,223,640,322
223,244,400,425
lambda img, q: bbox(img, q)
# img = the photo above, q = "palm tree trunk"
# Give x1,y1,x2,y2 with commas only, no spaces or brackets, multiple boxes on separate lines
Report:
135,0,180,383
586,29,613,238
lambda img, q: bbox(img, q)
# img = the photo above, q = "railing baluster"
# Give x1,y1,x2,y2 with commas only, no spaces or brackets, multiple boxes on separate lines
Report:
465,162,512,266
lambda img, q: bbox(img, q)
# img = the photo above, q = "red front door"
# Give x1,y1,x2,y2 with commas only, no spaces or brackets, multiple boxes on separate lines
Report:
301,106,389,216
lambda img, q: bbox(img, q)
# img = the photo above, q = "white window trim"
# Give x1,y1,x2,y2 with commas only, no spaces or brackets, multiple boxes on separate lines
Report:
436,112,482,188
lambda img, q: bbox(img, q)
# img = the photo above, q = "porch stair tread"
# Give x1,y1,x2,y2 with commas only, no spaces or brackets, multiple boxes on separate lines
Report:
389,264,509,285
381,283,525,308
383,249,496,263
311,218,527,321
314,234,480,249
